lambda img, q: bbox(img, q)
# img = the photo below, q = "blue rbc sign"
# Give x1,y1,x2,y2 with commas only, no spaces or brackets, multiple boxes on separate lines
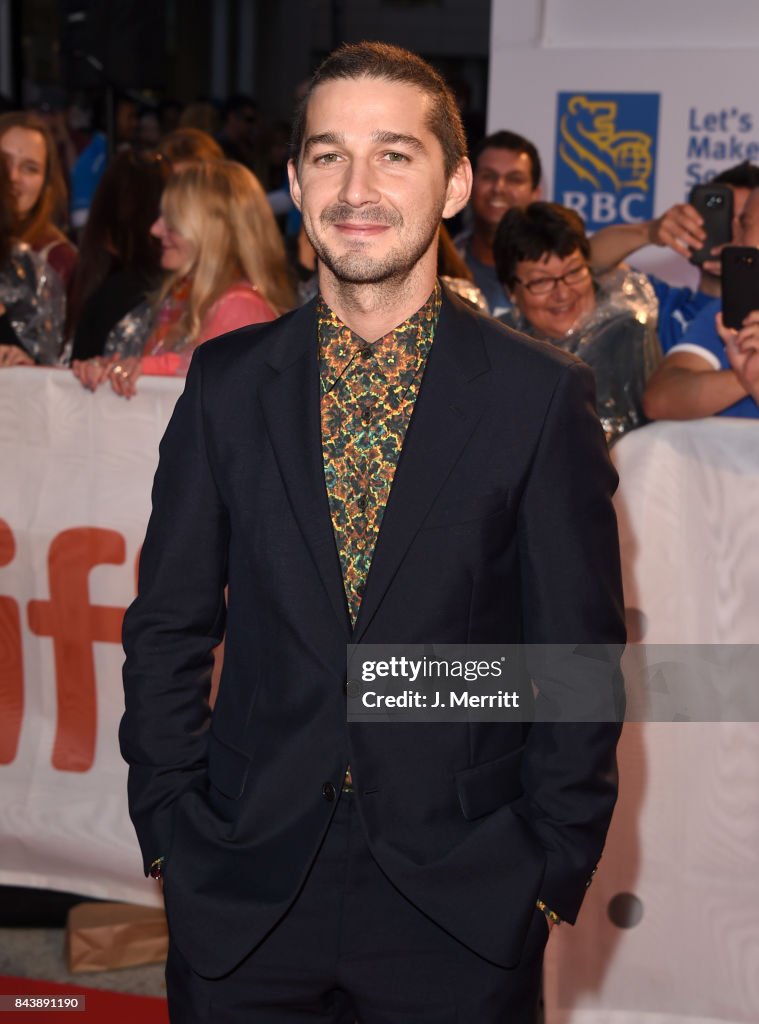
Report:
554,92,660,231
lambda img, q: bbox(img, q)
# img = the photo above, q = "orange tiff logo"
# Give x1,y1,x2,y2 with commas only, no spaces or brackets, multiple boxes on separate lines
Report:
0,520,133,773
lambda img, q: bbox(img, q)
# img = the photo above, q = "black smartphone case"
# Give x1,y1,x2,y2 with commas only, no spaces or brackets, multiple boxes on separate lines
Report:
689,184,734,266
721,246,759,329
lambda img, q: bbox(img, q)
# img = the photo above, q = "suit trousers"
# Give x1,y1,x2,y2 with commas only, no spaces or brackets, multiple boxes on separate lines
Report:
165,791,548,1023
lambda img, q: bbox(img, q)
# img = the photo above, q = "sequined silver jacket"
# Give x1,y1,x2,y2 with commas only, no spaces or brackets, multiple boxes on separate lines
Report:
499,270,662,445
103,299,154,360
0,243,65,365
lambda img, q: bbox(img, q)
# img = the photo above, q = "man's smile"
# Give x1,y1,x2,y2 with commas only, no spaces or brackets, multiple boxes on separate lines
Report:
333,222,390,237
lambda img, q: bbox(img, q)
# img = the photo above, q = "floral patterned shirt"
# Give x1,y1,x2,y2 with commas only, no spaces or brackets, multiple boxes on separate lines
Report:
318,283,441,625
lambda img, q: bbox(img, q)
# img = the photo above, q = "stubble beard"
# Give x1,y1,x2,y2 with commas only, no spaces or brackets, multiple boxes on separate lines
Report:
306,202,444,288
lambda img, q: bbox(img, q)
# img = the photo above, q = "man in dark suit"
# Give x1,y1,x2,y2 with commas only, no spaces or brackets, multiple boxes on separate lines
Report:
120,41,625,1023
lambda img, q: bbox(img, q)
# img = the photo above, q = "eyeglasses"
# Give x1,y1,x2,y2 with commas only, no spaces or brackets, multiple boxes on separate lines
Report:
514,264,591,296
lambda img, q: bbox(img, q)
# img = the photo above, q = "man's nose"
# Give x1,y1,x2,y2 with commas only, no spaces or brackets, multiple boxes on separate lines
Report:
338,159,380,207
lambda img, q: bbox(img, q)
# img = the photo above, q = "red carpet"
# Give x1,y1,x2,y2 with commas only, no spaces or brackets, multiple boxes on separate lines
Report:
0,975,168,1022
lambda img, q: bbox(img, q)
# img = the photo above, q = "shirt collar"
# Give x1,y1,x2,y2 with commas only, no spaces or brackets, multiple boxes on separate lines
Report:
318,281,441,392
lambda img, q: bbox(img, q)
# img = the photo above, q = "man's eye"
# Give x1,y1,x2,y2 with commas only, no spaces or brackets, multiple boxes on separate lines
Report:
384,152,409,163
315,153,340,165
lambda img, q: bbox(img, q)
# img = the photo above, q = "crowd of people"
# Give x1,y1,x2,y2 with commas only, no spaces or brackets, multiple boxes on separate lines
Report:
1,87,758,427
462,129,759,434
0,109,292,393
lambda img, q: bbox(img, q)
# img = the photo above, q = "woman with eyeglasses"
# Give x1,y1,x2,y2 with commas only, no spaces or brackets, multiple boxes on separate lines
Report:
494,201,661,443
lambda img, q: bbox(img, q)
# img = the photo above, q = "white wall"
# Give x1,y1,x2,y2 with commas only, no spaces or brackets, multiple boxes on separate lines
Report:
539,0,759,49
488,0,759,284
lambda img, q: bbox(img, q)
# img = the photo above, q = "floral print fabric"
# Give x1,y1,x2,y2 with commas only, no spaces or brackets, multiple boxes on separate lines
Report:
319,283,441,624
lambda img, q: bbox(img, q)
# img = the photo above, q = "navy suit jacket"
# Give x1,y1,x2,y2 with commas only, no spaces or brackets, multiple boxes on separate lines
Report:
120,288,626,978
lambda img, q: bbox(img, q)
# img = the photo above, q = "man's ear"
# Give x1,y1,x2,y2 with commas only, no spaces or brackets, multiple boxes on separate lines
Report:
287,159,302,212
442,157,473,220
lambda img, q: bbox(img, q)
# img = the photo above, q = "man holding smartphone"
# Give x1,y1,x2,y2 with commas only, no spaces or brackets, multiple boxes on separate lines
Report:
588,161,759,353
642,186,759,419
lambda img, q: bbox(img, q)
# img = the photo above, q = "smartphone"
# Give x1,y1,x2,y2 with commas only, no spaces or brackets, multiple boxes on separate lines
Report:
688,184,734,266
721,246,759,329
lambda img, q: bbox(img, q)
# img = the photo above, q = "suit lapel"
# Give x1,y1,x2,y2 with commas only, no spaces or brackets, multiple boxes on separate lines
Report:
352,292,492,642
259,301,351,634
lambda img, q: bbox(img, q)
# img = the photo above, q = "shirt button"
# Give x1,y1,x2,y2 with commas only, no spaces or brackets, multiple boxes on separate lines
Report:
356,494,368,511
361,406,372,425
359,347,372,360
322,781,337,802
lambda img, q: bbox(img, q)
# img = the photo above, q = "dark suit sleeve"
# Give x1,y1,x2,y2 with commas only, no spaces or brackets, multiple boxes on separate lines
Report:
515,359,626,924
119,350,229,874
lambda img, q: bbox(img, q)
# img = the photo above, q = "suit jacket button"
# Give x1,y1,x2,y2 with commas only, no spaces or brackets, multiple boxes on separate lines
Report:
322,782,337,802
346,680,361,698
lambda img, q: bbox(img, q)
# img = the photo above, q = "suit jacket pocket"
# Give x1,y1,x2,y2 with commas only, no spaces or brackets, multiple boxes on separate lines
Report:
207,731,251,800
455,745,524,821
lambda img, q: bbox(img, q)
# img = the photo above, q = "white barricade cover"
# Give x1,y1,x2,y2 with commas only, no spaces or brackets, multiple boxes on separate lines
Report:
3,371,759,1020
0,367,183,907
544,420,759,1023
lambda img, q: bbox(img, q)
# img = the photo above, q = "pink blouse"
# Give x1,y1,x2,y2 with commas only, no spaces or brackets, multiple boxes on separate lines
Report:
141,282,277,377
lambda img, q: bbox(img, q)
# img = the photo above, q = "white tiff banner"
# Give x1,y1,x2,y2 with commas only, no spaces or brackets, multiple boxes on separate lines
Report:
0,367,183,908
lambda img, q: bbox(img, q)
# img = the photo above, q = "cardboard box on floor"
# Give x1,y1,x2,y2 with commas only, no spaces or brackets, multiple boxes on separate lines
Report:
66,902,168,972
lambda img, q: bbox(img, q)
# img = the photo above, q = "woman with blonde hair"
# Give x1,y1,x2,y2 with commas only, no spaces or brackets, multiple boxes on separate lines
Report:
0,111,77,294
73,160,294,396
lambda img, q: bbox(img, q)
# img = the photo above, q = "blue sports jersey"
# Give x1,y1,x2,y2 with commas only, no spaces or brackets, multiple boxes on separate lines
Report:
648,274,715,354
668,299,759,418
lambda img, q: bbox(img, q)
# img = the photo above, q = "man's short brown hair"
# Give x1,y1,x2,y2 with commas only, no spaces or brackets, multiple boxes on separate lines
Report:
291,41,467,180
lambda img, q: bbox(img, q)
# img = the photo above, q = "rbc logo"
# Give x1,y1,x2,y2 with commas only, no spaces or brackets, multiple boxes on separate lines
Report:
554,92,660,231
